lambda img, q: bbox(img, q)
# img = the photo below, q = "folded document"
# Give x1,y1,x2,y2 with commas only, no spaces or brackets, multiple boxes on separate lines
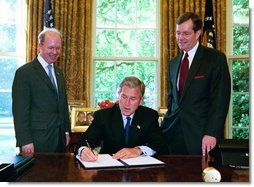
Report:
76,154,165,169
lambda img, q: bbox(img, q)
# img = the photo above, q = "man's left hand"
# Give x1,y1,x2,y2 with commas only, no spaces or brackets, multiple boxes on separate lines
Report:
112,147,142,159
202,135,216,156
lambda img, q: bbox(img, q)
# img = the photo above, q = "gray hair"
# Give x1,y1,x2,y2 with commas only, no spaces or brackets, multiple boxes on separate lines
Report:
38,28,62,44
118,76,145,97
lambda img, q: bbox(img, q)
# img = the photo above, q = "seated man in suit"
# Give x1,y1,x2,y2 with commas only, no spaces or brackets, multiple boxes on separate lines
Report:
76,76,169,161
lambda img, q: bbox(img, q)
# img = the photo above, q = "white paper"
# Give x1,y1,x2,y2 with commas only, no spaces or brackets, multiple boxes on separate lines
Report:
121,155,165,166
76,154,165,169
76,154,124,168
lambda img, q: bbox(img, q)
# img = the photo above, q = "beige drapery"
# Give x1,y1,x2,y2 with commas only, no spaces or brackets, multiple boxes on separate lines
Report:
26,0,226,108
160,0,226,107
26,0,92,106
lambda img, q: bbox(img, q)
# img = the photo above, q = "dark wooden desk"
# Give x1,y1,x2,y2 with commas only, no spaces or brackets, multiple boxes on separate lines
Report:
10,153,249,182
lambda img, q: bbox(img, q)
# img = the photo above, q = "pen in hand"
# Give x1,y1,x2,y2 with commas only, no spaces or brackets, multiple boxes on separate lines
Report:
85,139,95,156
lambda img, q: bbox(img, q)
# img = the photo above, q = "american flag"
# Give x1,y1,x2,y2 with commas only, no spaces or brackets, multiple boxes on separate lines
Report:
44,0,54,28
203,0,216,48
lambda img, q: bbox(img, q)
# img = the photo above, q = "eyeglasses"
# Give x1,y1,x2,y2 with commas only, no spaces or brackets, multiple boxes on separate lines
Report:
176,31,194,38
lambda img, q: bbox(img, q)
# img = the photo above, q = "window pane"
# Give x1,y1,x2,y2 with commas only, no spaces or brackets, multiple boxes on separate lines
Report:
94,0,158,110
0,92,12,118
94,92,116,107
0,24,17,52
116,0,135,28
0,57,21,89
0,0,18,22
137,0,156,28
232,128,249,139
233,0,249,23
233,25,249,55
96,29,115,57
116,61,135,84
232,59,249,92
94,60,156,109
96,0,116,28
136,30,156,57
95,60,115,91
232,93,249,128
115,30,135,57
136,61,156,108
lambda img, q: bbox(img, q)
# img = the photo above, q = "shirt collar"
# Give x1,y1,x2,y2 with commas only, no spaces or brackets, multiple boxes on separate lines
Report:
183,42,199,66
122,113,134,121
37,54,54,70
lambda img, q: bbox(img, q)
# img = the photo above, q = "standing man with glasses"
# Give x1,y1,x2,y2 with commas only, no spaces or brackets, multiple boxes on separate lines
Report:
12,28,71,153
161,12,231,156
76,76,168,162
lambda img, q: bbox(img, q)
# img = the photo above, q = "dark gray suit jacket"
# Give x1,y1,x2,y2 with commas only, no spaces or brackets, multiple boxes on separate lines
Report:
12,56,70,152
161,45,231,154
76,104,169,155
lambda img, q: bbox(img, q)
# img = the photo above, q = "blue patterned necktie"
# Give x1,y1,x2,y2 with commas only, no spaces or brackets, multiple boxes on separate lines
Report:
47,64,57,92
125,117,131,146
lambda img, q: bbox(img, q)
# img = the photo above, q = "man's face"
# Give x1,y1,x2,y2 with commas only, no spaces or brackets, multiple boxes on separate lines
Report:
38,32,61,64
118,85,144,116
176,19,201,52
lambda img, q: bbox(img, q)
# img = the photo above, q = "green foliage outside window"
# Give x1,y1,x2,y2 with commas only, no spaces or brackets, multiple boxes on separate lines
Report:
230,0,249,139
94,0,158,109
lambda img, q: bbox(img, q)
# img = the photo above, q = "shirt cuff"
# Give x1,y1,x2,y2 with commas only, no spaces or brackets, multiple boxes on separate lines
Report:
137,146,156,156
78,146,86,156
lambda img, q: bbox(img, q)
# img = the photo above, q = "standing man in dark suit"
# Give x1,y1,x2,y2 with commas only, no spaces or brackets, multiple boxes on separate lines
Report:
161,12,231,156
12,28,71,153
76,76,168,162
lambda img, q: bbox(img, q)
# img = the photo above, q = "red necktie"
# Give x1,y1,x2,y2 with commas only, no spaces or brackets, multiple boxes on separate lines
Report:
178,52,189,96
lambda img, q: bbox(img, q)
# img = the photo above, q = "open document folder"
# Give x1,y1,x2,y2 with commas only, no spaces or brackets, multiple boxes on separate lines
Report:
76,154,165,169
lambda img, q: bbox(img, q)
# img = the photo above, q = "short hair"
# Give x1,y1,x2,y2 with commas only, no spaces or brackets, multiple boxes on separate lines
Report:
77,111,85,116
86,112,93,117
176,12,203,32
38,28,62,44
118,76,145,97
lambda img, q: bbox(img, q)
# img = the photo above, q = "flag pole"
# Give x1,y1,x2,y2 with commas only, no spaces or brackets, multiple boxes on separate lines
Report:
203,0,216,49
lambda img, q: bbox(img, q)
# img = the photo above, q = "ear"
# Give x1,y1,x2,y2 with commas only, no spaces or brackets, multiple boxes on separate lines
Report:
139,97,144,105
195,30,202,40
38,43,43,49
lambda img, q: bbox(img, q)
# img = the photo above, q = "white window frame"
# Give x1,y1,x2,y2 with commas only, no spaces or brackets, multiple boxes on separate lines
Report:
91,0,160,109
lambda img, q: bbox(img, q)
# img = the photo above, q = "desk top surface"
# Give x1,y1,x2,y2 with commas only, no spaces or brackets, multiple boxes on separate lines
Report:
10,153,249,182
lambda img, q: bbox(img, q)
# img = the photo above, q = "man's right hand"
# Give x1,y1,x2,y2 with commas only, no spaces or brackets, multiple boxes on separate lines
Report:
80,147,98,162
21,143,34,154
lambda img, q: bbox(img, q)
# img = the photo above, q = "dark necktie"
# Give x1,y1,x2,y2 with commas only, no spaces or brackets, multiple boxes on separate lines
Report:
47,64,58,92
125,117,131,146
179,52,189,96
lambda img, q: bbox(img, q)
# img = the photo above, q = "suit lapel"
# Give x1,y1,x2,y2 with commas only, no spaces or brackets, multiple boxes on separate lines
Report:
53,65,61,97
171,54,182,102
129,108,143,146
32,59,59,96
110,106,126,145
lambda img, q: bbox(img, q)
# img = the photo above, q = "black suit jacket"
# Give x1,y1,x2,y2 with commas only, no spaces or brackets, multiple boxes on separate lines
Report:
76,104,169,155
12,56,70,152
161,44,231,154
